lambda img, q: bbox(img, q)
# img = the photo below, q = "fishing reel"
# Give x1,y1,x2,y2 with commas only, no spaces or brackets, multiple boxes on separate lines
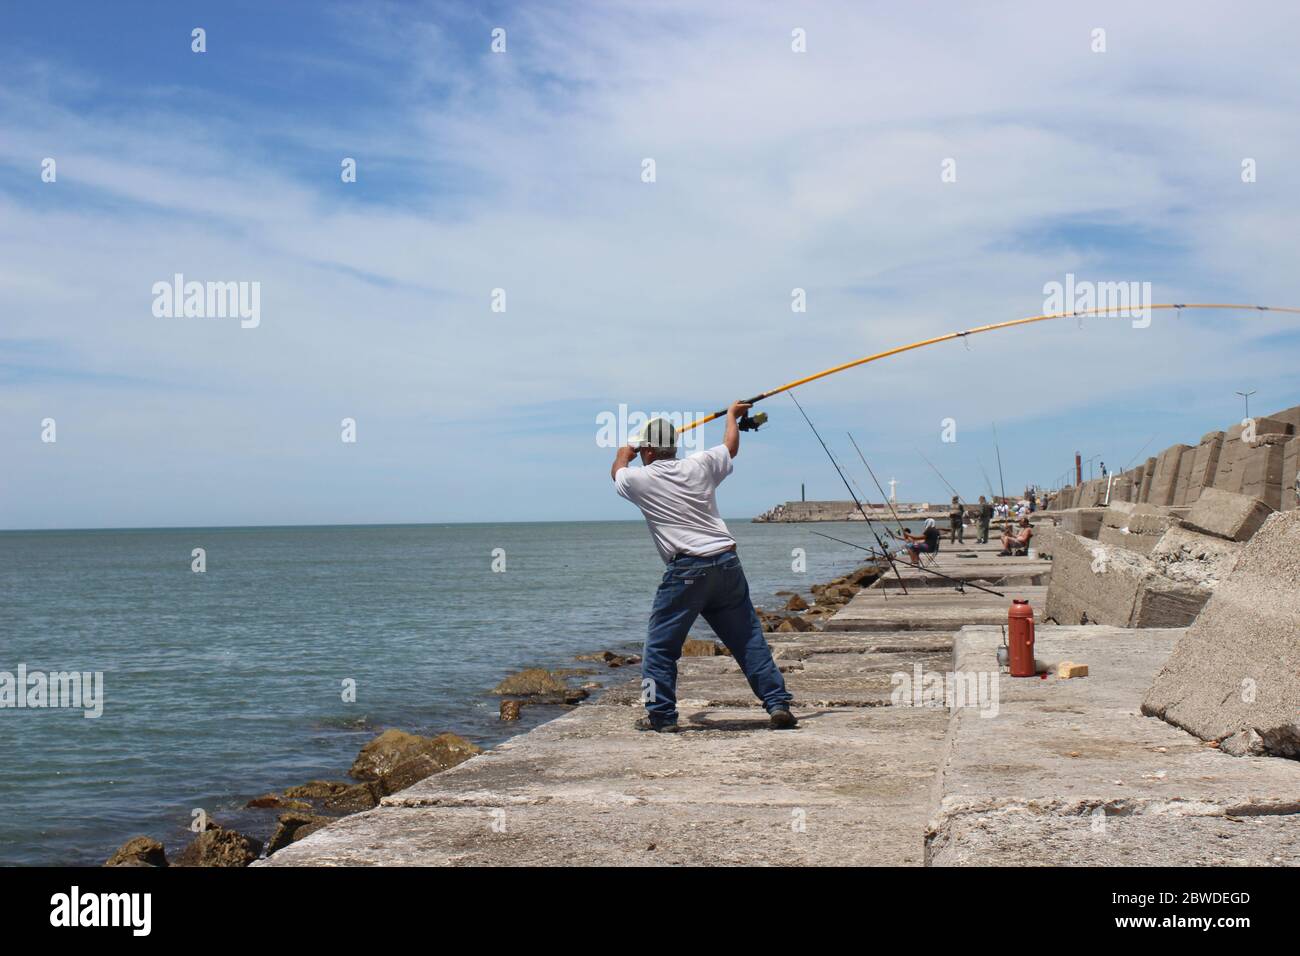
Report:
738,411,768,432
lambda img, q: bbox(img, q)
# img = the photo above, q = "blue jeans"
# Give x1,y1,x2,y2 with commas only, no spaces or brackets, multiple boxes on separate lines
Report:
642,550,792,726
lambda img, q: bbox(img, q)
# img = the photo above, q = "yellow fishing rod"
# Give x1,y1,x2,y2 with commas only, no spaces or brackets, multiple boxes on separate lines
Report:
679,303,1300,435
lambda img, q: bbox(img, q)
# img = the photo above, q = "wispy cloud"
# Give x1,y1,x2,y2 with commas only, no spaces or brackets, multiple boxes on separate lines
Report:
2,0,1299,527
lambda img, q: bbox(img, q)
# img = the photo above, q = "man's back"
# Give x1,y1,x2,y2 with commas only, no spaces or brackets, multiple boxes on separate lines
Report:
615,445,735,562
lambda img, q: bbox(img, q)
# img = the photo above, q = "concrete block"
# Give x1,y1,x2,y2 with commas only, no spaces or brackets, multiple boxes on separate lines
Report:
1148,444,1190,506
1237,434,1287,510
1143,511,1300,758
1179,431,1224,507
1058,508,1105,539
1096,506,1177,556
1181,486,1274,542
1260,404,1300,434
1213,418,1288,497
1148,524,1243,589
1283,437,1300,511
1045,531,1211,628
1138,456,1157,503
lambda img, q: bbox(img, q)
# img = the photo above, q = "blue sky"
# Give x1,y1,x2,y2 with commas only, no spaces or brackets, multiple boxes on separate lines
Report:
3,0,1300,529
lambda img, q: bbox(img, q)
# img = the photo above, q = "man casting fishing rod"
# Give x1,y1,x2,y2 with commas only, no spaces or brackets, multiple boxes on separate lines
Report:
611,401,796,733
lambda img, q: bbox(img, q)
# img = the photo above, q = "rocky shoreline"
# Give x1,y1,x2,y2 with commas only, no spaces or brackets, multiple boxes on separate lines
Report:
101,559,884,868
100,650,643,868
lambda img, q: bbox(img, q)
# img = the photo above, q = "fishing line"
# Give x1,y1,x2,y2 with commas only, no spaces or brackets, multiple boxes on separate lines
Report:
786,390,911,596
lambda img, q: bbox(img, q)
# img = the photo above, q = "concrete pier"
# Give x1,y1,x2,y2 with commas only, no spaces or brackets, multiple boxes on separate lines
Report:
258,532,1300,867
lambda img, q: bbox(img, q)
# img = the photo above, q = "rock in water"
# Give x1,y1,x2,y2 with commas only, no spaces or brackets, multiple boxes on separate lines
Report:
776,615,814,632
575,650,640,667
283,780,350,799
104,836,168,868
172,825,262,867
266,813,332,855
349,729,483,793
491,668,571,695
784,594,809,611
245,793,311,810
322,780,383,812
500,699,522,721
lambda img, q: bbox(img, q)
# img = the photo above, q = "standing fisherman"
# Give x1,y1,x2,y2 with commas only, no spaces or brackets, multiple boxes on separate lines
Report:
947,495,965,544
976,495,993,544
611,402,796,733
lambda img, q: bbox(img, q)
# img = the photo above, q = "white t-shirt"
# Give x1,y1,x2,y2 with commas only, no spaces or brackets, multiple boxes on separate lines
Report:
614,445,737,563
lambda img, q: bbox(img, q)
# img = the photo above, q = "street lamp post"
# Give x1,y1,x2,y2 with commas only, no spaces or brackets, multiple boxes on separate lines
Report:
1236,389,1257,422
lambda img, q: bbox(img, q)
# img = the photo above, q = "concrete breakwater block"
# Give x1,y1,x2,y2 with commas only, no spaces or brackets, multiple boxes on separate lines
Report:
1147,525,1243,588
1143,510,1300,758
1181,486,1275,542
1057,507,1105,540
1097,505,1177,556
1045,531,1211,628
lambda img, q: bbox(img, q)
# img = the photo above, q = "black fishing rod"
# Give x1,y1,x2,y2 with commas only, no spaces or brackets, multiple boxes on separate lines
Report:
1122,434,1156,472
917,448,963,505
846,433,909,543
808,529,1006,598
977,458,997,501
787,391,910,596
992,423,1007,503
841,432,1010,593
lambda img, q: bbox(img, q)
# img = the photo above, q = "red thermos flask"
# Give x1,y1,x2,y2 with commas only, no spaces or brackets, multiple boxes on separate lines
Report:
1008,599,1036,677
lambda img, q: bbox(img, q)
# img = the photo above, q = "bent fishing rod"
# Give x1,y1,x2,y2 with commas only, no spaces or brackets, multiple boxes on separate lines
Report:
808,529,1006,598
678,303,1300,436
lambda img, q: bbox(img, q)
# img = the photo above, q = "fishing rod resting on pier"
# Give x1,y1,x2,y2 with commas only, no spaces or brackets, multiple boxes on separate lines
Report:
808,529,1006,598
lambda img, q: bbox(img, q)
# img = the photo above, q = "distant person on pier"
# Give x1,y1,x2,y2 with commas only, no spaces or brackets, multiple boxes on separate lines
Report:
611,404,796,734
999,516,1033,556
976,495,993,543
898,518,941,566
948,496,965,544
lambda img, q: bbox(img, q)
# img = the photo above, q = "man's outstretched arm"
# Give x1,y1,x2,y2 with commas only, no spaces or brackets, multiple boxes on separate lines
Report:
723,401,750,458
611,445,637,481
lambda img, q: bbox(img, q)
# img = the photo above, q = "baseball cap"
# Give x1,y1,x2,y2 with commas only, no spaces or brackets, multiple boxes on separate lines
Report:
628,417,677,450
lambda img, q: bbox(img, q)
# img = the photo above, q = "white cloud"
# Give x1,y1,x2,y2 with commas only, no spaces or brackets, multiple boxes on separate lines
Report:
2,0,1299,526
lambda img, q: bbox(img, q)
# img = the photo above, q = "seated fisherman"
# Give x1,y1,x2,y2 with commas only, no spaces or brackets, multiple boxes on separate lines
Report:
897,518,941,566
999,517,1033,555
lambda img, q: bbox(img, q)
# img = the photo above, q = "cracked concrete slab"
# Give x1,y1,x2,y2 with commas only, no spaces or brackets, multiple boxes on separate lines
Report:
380,704,947,809
928,808,1300,866
827,586,1048,631
927,625,1300,865
255,801,931,867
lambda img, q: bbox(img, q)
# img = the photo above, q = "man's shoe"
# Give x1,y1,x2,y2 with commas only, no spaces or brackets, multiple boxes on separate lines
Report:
769,708,798,730
635,716,681,733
